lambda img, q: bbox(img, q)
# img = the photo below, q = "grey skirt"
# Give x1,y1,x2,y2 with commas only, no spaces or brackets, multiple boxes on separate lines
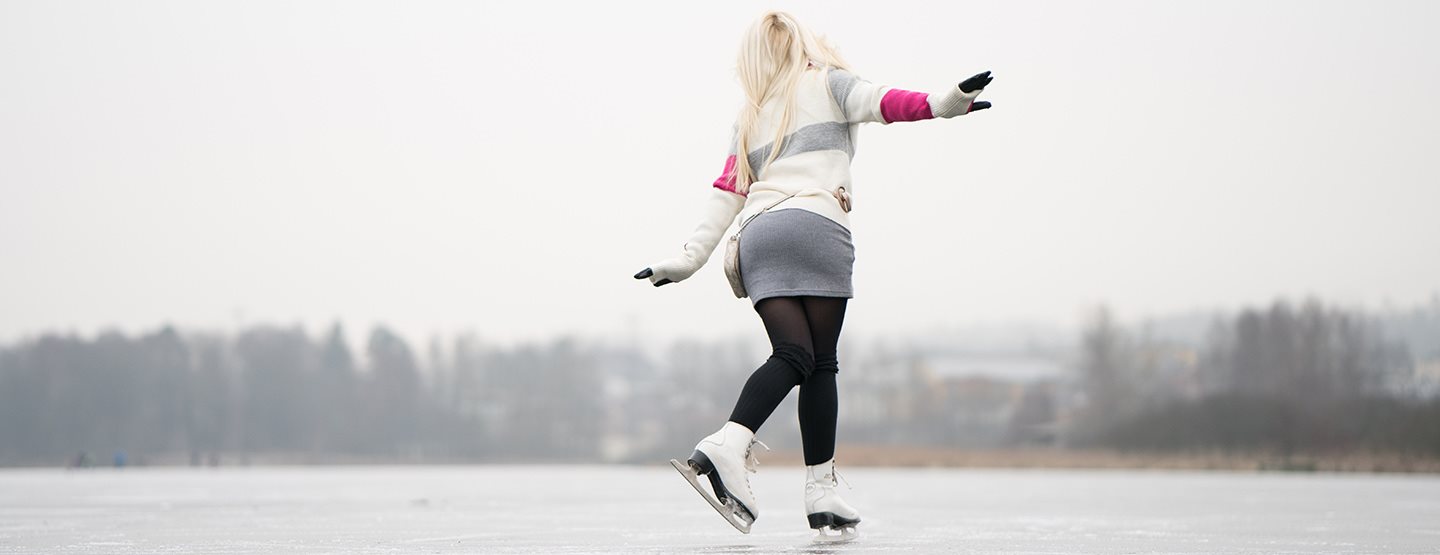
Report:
738,208,855,305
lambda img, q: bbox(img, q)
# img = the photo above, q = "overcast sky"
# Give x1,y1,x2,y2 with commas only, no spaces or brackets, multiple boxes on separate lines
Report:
2,0,1437,347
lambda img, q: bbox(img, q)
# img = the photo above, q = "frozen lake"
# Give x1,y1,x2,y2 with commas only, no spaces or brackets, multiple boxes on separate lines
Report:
2,465,1438,554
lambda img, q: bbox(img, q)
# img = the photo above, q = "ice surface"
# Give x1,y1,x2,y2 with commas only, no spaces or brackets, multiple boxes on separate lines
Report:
2,465,1438,554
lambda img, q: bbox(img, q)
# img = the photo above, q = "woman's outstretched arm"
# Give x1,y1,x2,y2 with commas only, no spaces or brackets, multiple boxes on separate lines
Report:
827,68,993,124
635,160,746,287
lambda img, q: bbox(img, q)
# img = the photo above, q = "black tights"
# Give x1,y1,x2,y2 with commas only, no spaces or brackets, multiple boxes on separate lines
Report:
727,296,846,466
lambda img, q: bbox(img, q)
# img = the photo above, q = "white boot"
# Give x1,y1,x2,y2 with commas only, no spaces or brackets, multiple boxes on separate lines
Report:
805,458,860,536
673,421,769,533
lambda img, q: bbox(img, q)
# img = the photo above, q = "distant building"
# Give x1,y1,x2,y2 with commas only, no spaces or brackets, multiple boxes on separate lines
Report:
842,353,1068,448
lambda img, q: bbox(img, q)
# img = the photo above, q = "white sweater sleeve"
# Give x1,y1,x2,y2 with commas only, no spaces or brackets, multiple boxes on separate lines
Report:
827,68,982,124
646,187,745,284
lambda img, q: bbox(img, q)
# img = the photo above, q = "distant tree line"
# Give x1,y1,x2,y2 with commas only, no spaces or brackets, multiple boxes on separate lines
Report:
1074,298,1440,454
2,296,1437,466
0,324,610,466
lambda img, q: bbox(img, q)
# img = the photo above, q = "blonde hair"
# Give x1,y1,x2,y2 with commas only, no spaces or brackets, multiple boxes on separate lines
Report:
731,11,850,194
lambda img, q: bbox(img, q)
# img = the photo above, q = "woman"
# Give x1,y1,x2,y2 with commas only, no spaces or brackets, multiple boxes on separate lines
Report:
634,11,993,536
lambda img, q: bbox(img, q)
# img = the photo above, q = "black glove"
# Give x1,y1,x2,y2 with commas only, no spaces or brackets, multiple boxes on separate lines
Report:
968,101,992,112
633,268,673,287
959,70,992,93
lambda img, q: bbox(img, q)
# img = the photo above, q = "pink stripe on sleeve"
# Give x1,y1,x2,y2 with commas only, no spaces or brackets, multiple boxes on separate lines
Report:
879,88,933,123
711,154,744,195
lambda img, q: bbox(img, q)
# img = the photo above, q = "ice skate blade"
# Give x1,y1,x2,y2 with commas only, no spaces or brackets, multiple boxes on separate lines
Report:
669,458,754,534
811,525,859,543
808,511,859,543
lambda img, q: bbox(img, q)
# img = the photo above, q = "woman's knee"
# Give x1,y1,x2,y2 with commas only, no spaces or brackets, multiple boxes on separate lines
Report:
813,352,839,375
770,342,815,379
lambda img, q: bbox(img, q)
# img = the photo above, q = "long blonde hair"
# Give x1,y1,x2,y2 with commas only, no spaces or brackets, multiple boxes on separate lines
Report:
732,11,850,194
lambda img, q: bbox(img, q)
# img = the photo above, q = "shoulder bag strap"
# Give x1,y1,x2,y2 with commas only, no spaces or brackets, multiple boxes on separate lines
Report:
735,192,798,234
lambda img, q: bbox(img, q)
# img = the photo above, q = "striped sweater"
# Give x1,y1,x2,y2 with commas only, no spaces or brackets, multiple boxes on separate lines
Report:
645,64,985,285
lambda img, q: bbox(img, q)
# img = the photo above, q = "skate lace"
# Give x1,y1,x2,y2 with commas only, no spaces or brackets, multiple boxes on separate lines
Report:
743,439,770,473
828,461,853,489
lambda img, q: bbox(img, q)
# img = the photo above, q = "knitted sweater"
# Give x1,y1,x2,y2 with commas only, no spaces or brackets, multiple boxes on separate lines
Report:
646,65,984,285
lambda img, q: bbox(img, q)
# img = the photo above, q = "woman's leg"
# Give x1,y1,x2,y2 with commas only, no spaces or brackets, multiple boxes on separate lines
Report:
727,297,815,433
798,296,846,466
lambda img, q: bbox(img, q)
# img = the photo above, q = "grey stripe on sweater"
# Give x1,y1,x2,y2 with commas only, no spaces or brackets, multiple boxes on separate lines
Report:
729,121,854,169
827,69,860,121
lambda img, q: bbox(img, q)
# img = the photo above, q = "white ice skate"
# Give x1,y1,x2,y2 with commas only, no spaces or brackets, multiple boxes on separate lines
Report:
805,458,860,541
669,421,769,534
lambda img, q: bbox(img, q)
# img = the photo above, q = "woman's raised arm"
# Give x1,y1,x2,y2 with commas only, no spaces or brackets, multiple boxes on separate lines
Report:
827,68,993,124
